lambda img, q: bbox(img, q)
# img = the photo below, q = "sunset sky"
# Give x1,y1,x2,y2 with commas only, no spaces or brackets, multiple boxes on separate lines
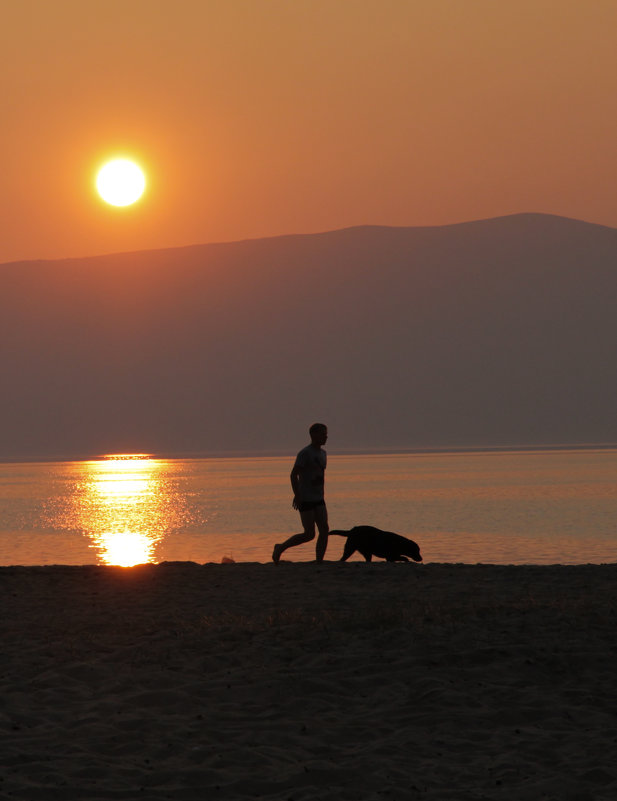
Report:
3,0,616,264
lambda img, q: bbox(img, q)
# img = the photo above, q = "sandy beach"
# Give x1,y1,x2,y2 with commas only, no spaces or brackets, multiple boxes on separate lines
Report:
2,561,617,800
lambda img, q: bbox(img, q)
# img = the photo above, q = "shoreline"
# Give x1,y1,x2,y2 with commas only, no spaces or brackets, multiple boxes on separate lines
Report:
2,558,616,569
3,562,617,799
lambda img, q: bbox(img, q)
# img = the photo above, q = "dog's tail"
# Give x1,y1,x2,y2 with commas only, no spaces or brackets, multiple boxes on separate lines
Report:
328,530,349,537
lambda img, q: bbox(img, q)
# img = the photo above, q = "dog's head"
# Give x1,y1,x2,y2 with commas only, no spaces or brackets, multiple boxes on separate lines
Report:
404,541,423,562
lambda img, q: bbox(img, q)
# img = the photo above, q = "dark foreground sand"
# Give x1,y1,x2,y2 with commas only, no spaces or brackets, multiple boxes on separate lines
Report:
2,561,617,801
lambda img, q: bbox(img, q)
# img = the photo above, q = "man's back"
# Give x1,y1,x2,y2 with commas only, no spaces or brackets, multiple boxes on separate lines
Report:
293,444,327,503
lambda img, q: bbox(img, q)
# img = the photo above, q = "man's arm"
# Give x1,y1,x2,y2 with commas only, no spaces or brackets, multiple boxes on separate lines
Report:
290,463,303,509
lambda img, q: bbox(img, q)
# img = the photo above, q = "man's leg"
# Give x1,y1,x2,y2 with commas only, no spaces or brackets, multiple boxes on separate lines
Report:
314,504,329,562
272,510,316,563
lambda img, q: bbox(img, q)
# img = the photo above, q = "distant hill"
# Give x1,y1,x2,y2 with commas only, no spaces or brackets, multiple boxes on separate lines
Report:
2,213,616,459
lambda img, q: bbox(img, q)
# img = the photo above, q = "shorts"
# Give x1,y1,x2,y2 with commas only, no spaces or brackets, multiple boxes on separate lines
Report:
298,499,326,513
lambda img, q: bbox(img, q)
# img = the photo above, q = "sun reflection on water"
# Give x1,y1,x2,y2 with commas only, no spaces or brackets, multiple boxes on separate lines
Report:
74,455,173,566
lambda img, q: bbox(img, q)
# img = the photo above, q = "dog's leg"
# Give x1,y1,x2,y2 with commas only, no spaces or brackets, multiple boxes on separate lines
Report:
340,541,355,561
359,550,373,562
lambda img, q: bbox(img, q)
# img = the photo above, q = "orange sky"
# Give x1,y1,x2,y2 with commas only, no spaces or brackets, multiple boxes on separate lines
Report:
2,0,616,263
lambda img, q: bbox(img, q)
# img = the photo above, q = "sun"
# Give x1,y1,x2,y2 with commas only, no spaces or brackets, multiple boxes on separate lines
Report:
96,158,146,207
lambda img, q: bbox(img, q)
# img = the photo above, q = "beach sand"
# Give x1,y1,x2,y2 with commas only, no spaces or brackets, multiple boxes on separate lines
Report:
2,561,617,800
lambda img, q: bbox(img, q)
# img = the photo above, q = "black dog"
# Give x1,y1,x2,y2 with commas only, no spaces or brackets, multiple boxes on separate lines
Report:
330,526,422,563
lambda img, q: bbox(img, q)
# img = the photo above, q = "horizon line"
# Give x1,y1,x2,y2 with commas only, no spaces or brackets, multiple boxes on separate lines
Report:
3,211,615,268
1,440,616,466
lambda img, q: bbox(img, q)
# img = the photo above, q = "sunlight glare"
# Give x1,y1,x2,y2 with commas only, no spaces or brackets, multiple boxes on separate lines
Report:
74,455,163,566
96,159,146,207
98,530,154,567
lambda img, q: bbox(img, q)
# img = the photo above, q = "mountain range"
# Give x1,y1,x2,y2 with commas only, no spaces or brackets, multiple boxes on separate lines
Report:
2,213,616,459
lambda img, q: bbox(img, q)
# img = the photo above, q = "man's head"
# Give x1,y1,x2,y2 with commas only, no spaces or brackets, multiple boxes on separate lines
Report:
309,423,328,447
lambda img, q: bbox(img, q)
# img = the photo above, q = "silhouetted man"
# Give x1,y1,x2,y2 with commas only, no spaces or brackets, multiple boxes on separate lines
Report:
272,423,329,563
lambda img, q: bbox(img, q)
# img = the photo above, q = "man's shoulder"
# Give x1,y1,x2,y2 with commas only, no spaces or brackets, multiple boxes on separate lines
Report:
294,444,314,462
294,444,326,464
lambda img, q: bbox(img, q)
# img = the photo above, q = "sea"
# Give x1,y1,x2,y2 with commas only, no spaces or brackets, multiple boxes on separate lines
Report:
0,448,615,567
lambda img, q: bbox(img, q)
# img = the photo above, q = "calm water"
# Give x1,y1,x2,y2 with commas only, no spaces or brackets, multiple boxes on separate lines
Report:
0,449,615,566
